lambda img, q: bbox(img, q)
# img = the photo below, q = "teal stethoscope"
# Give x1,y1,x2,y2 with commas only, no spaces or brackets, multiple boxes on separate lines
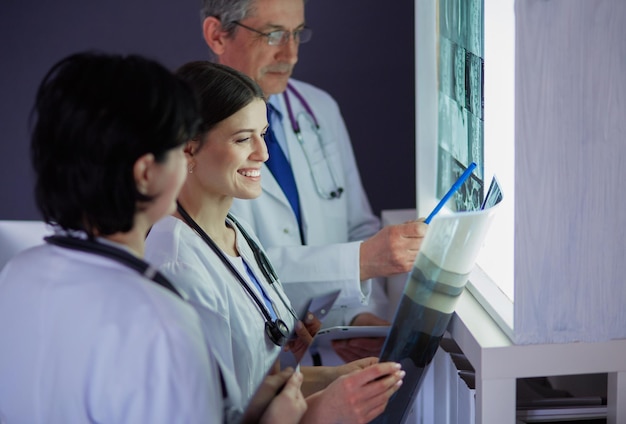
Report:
283,83,344,200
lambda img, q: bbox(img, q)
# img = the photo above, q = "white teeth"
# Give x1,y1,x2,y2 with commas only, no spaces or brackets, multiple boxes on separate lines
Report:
240,170,260,177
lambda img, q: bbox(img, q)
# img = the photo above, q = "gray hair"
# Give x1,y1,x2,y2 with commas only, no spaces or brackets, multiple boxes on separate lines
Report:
199,0,308,60
200,0,255,36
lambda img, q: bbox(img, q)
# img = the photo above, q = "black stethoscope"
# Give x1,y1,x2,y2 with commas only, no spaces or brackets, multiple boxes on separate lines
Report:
44,234,183,299
176,202,297,347
282,83,344,200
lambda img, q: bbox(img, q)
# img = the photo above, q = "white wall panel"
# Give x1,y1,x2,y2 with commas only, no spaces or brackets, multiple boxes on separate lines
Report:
514,0,626,344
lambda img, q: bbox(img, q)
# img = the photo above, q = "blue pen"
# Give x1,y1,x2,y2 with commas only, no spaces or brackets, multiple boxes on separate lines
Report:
424,162,477,224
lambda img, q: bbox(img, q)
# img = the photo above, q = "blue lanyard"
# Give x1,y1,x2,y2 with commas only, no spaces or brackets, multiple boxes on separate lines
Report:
242,259,277,321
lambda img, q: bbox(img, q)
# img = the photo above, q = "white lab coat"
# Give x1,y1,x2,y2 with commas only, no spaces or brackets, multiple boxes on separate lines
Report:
0,243,223,424
230,79,383,331
145,215,297,411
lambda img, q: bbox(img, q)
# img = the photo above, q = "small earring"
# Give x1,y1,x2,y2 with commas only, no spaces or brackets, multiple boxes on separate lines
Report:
188,164,195,174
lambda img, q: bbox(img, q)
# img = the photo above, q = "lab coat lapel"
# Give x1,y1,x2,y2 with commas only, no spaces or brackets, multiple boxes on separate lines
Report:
261,152,306,242
276,86,311,240
261,164,291,208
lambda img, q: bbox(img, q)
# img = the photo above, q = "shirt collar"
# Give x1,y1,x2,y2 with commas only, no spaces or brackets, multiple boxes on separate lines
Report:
267,95,283,119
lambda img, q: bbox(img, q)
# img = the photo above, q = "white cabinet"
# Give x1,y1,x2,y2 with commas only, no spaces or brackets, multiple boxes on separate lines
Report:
450,288,626,423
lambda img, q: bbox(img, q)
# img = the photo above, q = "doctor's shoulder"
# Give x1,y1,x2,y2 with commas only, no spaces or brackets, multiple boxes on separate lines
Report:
116,280,225,423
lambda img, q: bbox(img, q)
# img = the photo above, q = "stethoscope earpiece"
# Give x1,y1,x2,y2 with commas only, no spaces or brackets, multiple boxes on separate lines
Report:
330,187,344,199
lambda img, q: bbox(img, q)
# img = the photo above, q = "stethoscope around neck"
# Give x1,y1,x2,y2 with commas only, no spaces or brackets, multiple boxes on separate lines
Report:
176,202,297,347
44,233,183,299
282,83,344,200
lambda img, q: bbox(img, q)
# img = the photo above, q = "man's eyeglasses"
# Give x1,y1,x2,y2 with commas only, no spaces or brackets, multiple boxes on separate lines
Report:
232,21,313,46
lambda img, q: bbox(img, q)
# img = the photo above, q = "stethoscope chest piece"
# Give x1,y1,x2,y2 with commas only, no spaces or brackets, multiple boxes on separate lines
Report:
177,202,297,347
265,318,290,346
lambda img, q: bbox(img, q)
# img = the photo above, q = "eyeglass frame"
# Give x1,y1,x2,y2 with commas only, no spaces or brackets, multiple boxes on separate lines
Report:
231,21,313,46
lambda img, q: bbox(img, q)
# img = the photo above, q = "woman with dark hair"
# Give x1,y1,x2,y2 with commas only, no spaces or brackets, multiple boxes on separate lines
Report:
0,51,223,423
145,60,404,424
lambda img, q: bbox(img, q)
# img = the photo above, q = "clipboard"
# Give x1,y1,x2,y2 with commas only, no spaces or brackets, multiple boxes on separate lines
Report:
313,325,390,347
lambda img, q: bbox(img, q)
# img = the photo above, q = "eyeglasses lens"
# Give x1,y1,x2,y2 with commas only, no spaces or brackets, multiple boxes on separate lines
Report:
268,28,313,46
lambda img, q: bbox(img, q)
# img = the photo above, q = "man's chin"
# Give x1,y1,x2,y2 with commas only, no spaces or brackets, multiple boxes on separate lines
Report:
260,74,291,96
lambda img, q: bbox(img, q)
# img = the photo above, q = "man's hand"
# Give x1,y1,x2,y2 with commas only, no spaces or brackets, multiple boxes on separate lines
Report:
359,220,428,281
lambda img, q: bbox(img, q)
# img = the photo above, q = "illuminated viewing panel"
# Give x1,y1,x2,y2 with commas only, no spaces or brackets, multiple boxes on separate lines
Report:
437,0,484,212
417,0,515,333
419,0,626,346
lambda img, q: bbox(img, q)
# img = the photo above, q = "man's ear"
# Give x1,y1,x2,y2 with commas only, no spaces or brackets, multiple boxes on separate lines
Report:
203,16,228,56
133,153,156,196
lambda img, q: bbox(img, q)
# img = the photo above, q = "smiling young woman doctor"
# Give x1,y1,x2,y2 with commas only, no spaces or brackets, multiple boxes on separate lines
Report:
144,61,405,424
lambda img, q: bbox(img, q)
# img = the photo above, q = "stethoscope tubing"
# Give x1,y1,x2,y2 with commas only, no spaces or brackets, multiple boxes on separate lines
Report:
281,83,344,200
176,203,297,324
284,83,320,131
44,234,183,299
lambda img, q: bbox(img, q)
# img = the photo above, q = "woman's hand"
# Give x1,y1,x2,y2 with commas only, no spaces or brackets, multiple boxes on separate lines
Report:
301,361,405,424
260,371,307,424
300,356,379,396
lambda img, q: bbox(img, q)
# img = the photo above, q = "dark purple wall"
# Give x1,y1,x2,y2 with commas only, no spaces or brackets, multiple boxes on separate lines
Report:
0,0,414,219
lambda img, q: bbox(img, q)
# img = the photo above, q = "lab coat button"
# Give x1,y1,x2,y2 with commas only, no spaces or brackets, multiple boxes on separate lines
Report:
283,228,289,234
